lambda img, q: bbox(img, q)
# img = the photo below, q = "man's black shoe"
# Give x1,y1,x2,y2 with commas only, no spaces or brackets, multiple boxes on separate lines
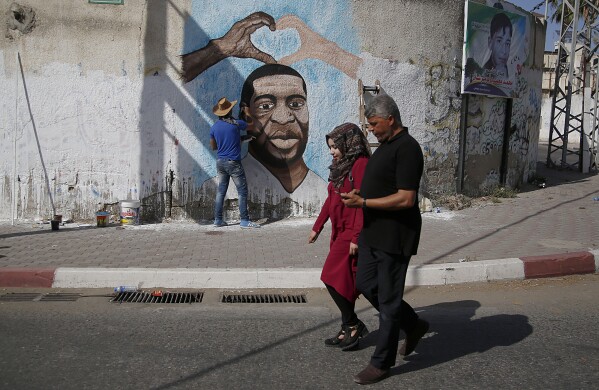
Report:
353,363,389,385
399,318,429,356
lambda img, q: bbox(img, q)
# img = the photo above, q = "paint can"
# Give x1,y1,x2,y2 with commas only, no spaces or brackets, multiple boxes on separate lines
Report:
51,214,61,230
96,211,110,227
120,200,141,225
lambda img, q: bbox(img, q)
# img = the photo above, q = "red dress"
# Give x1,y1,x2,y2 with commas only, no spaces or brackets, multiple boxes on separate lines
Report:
312,156,368,302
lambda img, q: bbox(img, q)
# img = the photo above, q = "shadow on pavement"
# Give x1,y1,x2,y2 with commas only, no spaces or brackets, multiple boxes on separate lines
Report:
150,313,343,390
521,142,599,194
517,161,598,195
406,184,597,278
0,225,96,240
388,300,533,378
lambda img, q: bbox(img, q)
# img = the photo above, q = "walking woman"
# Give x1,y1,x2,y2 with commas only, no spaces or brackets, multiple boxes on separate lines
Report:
309,122,371,351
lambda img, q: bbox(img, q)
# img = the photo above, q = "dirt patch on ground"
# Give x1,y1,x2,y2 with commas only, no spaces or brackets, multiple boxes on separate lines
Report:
431,193,512,210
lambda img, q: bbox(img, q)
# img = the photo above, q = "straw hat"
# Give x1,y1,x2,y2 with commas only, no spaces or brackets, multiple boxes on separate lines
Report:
213,97,237,116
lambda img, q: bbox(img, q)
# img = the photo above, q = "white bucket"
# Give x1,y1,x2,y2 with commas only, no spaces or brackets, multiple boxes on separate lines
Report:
120,200,141,225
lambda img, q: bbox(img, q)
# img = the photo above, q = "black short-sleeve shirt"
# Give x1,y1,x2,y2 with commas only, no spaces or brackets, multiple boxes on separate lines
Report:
360,129,424,255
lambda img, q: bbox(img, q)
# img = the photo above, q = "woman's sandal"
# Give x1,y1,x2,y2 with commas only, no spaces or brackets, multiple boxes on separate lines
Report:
339,320,369,351
324,328,345,346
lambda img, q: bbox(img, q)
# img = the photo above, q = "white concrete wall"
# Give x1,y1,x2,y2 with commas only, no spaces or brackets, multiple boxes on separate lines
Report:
1,0,188,221
0,0,541,222
540,93,591,144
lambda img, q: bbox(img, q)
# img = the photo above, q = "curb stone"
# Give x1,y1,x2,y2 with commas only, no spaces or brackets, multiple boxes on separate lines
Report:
0,250,597,289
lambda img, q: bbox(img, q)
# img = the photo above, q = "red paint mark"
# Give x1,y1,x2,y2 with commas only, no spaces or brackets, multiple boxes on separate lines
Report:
521,252,595,279
0,268,55,287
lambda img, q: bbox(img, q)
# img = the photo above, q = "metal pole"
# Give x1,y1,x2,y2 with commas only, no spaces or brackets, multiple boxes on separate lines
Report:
457,94,469,194
593,58,599,169
500,99,513,186
545,0,549,20
580,6,592,172
562,0,581,167
547,1,568,167
17,52,56,217
12,52,18,226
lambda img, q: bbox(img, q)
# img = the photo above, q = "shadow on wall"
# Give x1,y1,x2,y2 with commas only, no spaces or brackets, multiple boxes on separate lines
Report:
139,1,239,223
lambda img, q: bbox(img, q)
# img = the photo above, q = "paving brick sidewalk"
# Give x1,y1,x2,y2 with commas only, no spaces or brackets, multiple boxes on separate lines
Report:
1,161,598,270
0,159,598,290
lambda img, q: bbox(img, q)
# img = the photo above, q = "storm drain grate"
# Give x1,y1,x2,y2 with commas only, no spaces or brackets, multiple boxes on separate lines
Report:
0,293,42,302
39,293,81,302
221,293,307,304
111,291,204,304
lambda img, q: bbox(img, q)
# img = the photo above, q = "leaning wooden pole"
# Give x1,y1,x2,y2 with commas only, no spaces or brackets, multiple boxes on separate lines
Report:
17,52,56,217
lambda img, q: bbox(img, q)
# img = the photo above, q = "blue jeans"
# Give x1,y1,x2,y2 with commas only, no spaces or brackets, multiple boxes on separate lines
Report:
214,158,249,222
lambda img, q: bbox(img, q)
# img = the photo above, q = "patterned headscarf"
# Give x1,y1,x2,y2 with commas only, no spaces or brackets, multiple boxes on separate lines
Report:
327,123,371,188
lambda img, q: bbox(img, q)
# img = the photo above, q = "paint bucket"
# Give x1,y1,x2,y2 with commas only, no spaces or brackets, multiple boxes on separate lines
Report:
120,200,141,225
96,211,109,227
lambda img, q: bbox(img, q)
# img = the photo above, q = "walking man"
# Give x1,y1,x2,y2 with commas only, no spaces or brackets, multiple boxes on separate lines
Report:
210,97,260,229
341,93,429,384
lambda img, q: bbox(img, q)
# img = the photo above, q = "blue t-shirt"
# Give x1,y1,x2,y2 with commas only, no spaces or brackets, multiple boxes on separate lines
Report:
209,119,248,161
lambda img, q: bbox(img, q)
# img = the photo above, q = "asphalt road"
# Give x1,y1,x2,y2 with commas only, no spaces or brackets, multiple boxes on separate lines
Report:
0,275,598,389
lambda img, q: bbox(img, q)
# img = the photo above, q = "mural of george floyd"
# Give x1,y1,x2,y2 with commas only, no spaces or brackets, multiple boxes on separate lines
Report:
0,0,545,223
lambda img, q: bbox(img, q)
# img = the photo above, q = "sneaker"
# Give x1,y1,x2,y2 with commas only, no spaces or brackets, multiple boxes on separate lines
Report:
213,220,228,227
240,220,261,229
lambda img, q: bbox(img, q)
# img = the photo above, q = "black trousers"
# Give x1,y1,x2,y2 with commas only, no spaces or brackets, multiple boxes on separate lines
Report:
356,236,418,369
325,284,358,326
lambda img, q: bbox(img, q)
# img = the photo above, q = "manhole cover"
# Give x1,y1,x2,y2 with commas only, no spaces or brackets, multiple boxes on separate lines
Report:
0,293,82,302
0,293,42,302
221,293,307,304
39,293,81,302
111,291,203,303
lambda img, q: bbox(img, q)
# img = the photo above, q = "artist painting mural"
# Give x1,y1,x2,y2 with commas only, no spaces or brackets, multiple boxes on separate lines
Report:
181,4,363,218
462,1,528,98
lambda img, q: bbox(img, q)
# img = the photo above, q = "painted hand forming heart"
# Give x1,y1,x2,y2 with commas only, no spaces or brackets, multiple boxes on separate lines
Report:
273,14,362,78
250,23,301,62
181,12,362,83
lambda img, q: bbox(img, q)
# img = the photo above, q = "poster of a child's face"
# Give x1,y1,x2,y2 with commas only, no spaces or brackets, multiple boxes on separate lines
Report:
461,1,528,98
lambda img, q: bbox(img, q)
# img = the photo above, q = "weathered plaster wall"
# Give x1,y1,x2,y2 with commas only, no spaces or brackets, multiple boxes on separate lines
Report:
0,0,542,222
1,0,187,221
353,0,464,196
461,0,544,196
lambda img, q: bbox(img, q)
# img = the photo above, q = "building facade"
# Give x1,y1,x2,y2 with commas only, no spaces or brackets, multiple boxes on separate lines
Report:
0,0,545,222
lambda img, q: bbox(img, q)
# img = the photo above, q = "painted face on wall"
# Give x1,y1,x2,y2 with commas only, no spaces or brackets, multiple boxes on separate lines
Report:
247,74,309,168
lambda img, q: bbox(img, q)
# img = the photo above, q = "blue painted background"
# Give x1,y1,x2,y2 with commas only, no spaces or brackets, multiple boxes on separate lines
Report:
183,0,360,187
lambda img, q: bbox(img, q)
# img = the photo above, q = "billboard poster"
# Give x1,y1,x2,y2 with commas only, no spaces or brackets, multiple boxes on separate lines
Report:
461,1,528,98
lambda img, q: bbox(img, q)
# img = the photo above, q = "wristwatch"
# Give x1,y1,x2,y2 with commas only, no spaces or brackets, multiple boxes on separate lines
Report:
362,198,367,208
